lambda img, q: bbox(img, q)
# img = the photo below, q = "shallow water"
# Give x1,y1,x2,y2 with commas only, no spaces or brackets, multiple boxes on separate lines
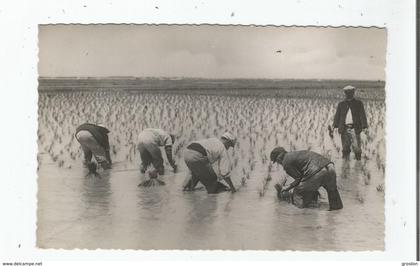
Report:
37,153,384,250
37,90,385,250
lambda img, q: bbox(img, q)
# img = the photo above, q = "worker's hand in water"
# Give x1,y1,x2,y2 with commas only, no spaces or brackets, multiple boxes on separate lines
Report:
280,190,291,202
171,163,178,173
363,128,369,135
222,176,236,193
280,190,290,196
277,185,291,198
100,161,112,170
281,185,291,193
281,186,289,192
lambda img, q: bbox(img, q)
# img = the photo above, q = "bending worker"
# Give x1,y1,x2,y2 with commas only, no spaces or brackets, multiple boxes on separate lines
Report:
270,147,343,211
137,128,177,175
333,85,368,160
75,122,112,170
183,132,237,194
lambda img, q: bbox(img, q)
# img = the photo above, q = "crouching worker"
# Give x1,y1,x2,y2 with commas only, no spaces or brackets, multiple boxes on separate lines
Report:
75,123,112,170
183,133,237,194
137,128,177,176
270,147,343,211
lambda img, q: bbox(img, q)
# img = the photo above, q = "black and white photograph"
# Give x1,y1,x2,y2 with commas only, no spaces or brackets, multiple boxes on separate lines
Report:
36,24,386,251
0,1,417,264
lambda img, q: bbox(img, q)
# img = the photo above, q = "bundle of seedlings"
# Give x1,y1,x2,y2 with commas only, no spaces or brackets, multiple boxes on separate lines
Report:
85,162,101,178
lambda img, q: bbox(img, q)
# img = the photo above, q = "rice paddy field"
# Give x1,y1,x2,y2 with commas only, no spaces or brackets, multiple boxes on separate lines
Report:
37,78,385,250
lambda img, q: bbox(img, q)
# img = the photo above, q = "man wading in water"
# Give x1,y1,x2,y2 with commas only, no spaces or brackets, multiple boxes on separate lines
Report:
75,123,112,170
333,85,368,160
271,147,343,211
183,132,237,194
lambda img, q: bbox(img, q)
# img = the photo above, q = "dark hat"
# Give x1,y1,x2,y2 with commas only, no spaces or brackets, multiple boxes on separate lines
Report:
270,147,287,163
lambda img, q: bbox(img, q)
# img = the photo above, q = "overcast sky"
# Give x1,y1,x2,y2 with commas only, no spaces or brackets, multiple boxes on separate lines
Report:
38,25,386,80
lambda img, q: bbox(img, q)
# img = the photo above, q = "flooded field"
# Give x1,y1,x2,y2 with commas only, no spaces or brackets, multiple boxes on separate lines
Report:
37,79,385,250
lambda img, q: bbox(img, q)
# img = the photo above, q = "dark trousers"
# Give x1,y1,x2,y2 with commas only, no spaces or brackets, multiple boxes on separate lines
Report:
340,127,362,160
184,149,229,194
293,165,343,210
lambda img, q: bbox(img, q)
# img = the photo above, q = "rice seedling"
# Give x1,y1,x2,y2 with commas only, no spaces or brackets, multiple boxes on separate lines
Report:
376,184,384,192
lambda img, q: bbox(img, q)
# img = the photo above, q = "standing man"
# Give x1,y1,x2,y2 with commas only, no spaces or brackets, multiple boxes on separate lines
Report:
183,132,237,194
75,123,112,170
137,128,177,175
271,147,343,211
333,85,368,160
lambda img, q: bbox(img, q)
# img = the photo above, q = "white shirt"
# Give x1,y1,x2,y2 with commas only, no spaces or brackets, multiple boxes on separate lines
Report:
193,138,231,178
138,128,173,146
345,108,353,125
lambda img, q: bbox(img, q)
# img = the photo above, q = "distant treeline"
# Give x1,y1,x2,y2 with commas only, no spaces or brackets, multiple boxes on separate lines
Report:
38,77,385,100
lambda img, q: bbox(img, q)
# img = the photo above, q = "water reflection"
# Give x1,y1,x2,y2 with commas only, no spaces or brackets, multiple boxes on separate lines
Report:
37,158,384,250
340,159,351,179
136,186,166,211
184,193,219,237
80,172,112,215
322,211,338,249
76,171,113,248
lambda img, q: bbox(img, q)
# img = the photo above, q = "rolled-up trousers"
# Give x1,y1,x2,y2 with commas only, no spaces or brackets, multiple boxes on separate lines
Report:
340,127,362,160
